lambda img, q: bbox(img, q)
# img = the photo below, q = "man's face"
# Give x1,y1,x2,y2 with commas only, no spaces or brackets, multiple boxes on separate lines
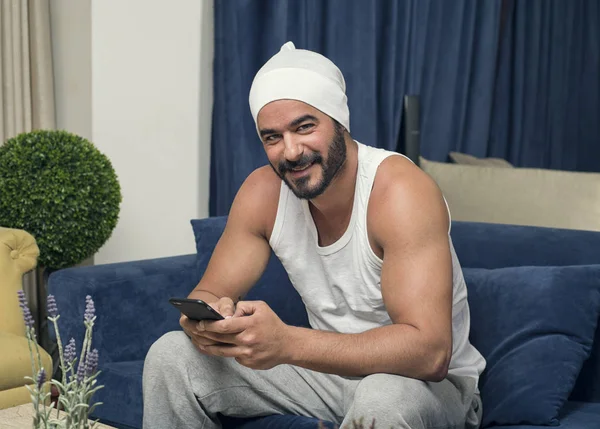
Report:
257,100,347,200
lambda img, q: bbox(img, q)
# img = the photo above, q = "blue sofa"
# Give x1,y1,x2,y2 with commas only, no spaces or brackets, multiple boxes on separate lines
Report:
47,216,600,429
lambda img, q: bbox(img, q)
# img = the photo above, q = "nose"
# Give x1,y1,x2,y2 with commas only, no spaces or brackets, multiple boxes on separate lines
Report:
283,134,303,162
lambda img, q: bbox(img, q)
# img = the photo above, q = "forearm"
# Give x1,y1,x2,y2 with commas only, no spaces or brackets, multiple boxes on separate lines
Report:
187,288,222,305
283,324,450,381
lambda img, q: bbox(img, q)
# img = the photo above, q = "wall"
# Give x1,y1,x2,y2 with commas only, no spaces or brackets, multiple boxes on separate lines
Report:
50,0,213,265
49,0,92,141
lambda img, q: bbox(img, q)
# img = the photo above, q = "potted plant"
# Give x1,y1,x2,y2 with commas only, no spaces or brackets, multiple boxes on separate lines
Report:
0,129,121,373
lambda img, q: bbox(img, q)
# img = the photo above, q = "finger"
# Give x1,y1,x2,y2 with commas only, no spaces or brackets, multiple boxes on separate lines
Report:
200,318,247,335
194,330,238,345
189,333,223,347
218,298,235,318
180,316,200,337
180,314,194,330
204,344,244,359
233,300,261,317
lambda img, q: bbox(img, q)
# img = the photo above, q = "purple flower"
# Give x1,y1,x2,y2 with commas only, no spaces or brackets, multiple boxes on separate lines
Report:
64,338,76,365
17,290,35,329
47,295,58,318
76,358,85,383
36,368,46,388
84,295,95,322
17,290,27,310
85,349,99,376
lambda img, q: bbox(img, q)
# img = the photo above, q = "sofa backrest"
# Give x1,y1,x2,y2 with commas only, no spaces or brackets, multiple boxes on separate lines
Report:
192,217,600,403
450,221,600,269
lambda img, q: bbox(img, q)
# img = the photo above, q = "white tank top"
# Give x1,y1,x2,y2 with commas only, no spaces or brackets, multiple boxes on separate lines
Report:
269,141,486,383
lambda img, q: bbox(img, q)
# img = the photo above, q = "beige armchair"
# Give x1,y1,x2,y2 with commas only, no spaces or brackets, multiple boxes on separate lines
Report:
0,227,52,409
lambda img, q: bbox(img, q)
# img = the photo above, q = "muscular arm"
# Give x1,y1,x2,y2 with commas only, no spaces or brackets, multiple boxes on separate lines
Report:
283,157,453,381
187,167,280,304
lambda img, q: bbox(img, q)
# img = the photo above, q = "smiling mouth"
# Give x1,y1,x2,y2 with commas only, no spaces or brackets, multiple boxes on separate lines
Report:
291,163,313,172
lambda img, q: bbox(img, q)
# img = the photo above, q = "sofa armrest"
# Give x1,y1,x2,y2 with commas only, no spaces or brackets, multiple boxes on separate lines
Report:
47,254,198,365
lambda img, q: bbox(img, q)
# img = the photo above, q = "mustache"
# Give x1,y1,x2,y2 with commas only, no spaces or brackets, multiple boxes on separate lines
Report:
279,153,322,174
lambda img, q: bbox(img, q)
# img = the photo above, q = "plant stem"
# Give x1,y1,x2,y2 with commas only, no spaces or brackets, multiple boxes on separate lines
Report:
50,317,66,385
77,322,92,378
31,330,49,427
25,328,41,429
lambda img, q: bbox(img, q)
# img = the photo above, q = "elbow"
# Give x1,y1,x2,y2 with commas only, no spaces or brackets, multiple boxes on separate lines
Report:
424,343,451,382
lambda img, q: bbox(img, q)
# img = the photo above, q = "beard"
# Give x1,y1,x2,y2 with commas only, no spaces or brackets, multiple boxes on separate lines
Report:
270,121,347,200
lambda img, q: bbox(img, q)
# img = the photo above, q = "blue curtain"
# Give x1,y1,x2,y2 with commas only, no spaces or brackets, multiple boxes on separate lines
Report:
210,0,599,216
210,0,502,216
489,0,600,171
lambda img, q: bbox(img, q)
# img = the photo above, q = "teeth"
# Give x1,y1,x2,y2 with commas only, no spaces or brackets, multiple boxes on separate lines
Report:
292,163,311,171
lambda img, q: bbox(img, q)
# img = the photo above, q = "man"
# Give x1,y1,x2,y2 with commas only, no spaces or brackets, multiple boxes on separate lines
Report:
143,41,485,429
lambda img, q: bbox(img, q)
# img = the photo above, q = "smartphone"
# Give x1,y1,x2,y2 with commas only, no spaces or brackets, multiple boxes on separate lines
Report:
169,298,224,321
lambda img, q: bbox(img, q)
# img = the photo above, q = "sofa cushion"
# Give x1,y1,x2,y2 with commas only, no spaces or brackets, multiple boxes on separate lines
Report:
464,265,600,427
487,401,600,429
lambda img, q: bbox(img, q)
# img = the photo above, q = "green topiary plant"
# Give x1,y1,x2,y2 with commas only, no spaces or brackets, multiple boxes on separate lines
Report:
0,129,122,270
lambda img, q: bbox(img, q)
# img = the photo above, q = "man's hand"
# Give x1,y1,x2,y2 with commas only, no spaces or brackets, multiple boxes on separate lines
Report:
197,300,292,370
179,297,236,354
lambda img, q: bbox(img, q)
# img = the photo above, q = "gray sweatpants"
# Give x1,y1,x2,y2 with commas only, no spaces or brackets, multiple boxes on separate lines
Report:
142,331,482,429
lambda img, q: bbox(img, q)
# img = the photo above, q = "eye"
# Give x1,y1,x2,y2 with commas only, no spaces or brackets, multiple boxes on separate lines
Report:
264,134,281,144
297,123,314,132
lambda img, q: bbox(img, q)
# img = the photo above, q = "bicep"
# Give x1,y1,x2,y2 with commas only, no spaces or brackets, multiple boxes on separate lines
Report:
380,226,453,334
374,161,453,341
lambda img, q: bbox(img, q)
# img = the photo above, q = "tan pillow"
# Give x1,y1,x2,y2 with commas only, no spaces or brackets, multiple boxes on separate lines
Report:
448,151,514,168
419,157,600,232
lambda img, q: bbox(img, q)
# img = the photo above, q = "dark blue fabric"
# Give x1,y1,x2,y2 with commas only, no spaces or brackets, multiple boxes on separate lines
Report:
47,254,199,367
191,218,310,328
450,221,600,404
92,361,145,429
489,0,600,172
210,0,502,216
450,221,600,269
488,401,600,429
464,265,600,427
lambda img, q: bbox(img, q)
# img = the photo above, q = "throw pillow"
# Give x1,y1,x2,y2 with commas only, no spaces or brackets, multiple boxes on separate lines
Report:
464,264,600,427
449,151,514,167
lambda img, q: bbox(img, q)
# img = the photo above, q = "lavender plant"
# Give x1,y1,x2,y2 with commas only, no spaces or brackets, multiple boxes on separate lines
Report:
18,291,104,428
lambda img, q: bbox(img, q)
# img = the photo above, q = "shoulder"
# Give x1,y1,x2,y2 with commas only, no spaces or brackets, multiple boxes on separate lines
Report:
228,165,281,240
368,155,449,249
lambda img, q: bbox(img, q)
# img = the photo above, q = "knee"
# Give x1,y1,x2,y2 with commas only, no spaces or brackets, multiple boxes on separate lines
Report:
348,374,429,429
144,331,193,373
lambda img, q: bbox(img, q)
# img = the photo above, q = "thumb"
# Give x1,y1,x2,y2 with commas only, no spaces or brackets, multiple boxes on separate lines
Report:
233,300,258,318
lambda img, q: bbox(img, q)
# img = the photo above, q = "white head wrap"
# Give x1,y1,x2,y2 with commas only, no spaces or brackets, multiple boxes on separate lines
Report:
249,41,350,133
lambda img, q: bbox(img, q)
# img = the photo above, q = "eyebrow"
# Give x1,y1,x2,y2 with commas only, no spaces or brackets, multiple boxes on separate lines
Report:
259,114,319,137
